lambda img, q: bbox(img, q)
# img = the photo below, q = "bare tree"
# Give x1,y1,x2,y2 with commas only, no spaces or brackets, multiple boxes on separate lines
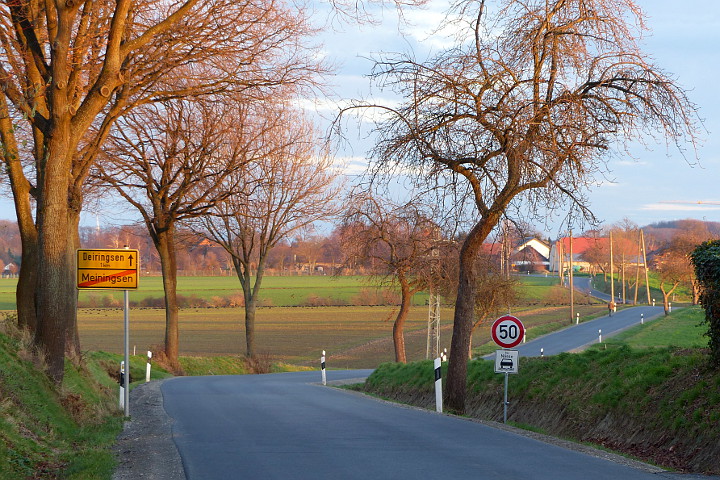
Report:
341,194,440,363
437,241,517,357
655,221,716,311
341,0,702,412
673,220,717,305
94,99,253,369
580,230,610,279
197,106,341,358
654,244,692,316
0,0,324,381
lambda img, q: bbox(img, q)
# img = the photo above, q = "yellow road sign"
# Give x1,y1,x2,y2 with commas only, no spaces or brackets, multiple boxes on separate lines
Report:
77,249,139,289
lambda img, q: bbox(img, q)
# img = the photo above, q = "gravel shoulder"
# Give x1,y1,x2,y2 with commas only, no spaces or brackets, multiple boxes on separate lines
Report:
112,379,186,480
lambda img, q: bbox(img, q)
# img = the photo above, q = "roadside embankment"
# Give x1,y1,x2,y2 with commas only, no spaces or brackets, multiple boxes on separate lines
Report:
354,347,720,475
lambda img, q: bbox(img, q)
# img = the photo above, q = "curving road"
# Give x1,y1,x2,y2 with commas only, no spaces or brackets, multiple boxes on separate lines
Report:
161,370,714,479
505,276,665,357
149,277,687,479
511,304,665,357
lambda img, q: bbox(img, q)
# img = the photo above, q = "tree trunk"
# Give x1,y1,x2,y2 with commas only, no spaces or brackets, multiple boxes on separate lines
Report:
15,228,38,333
445,216,497,414
659,282,678,317
692,280,701,305
34,143,74,383
65,204,82,358
0,96,38,333
245,294,257,358
156,226,180,369
234,256,257,358
393,279,411,363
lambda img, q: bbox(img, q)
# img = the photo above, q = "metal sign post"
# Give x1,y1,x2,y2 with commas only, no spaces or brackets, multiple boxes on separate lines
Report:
77,247,139,418
503,372,509,423
494,349,519,424
123,289,130,417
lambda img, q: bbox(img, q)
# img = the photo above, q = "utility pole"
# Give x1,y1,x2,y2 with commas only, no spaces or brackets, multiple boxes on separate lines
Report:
641,229,651,304
569,231,574,324
426,230,441,359
609,231,615,301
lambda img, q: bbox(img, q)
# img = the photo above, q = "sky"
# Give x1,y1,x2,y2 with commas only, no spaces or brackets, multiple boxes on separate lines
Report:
311,0,720,238
0,0,717,240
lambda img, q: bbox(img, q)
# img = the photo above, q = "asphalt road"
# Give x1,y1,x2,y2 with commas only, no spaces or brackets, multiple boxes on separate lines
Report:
161,370,712,480
149,278,687,479
502,276,665,357
511,303,665,357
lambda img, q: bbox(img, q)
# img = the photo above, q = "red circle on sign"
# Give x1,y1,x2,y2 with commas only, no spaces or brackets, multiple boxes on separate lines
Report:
491,315,525,348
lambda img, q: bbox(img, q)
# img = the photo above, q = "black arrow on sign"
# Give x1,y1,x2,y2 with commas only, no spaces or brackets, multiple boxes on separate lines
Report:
128,254,134,267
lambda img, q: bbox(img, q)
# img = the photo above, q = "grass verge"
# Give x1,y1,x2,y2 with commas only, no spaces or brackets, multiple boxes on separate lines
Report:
0,320,125,479
355,308,720,474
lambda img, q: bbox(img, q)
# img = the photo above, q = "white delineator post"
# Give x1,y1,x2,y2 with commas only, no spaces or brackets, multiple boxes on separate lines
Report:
641,313,644,324
146,351,152,383
599,329,602,343
434,357,443,413
321,350,326,386
119,361,125,410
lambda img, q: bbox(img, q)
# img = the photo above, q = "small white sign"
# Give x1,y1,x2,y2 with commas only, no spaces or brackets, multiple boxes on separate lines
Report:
494,350,519,374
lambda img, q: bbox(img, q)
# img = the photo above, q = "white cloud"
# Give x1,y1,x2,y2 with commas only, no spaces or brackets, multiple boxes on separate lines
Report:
641,202,720,212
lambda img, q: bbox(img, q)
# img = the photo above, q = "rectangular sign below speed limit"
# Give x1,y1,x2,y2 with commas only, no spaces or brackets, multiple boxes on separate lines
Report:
495,350,519,374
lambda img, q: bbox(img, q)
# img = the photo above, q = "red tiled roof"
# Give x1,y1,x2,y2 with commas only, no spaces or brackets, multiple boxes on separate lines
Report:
557,236,637,255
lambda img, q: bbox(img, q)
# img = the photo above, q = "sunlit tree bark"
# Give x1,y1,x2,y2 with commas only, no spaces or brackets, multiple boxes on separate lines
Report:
0,0,323,381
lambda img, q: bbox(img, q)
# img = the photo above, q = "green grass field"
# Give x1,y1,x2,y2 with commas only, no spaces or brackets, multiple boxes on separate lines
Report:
0,275,429,309
0,273,611,368
597,305,708,349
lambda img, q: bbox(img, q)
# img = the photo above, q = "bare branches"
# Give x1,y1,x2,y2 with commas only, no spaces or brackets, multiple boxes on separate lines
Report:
343,0,703,413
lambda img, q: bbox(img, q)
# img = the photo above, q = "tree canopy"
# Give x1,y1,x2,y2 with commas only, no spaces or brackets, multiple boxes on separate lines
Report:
342,0,702,412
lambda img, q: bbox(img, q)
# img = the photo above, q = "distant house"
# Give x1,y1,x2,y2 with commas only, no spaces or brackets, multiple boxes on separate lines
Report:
2,262,18,278
548,236,607,272
511,238,550,272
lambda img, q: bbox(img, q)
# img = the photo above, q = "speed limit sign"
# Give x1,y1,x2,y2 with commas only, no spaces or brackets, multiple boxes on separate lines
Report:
491,315,525,349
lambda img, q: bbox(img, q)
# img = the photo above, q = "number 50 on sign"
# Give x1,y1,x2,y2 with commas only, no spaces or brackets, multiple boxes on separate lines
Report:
491,315,525,349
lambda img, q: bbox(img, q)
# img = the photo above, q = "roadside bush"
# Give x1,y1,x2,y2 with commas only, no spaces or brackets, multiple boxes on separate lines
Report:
79,293,121,308
210,296,231,308
690,240,720,367
352,287,400,306
176,294,208,308
228,294,245,307
134,296,165,308
244,353,273,374
544,285,569,305
302,294,333,307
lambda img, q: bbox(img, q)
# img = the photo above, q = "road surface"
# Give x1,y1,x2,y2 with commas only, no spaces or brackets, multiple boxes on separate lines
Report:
161,370,713,479
501,276,665,357
127,277,687,479
511,303,664,357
